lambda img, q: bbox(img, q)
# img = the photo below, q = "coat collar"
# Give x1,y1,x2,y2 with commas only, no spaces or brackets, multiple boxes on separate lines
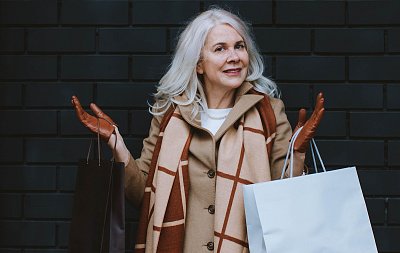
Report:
175,82,264,141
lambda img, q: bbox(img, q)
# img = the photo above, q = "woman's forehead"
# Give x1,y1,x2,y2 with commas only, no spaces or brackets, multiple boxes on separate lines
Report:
205,24,244,45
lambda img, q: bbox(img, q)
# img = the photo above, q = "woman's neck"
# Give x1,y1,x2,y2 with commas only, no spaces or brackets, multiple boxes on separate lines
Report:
204,88,236,109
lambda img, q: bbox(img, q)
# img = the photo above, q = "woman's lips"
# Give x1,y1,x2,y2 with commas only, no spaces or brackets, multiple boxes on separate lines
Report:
223,68,242,76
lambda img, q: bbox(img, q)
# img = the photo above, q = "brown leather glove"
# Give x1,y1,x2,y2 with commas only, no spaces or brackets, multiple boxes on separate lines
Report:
71,95,116,142
293,92,325,153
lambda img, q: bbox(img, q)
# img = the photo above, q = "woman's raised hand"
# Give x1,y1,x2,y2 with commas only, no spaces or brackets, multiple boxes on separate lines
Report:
71,95,116,142
293,92,325,153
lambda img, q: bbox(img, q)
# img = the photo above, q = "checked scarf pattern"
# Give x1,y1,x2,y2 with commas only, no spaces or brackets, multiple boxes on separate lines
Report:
134,91,277,253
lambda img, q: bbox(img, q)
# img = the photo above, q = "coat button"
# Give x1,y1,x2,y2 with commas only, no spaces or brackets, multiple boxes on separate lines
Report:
208,205,215,214
207,241,214,251
207,169,215,178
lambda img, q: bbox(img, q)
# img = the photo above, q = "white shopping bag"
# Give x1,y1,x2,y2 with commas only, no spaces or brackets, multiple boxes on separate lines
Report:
243,127,378,253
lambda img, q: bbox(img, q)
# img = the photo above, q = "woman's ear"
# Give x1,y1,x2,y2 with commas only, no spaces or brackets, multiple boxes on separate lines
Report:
196,62,204,74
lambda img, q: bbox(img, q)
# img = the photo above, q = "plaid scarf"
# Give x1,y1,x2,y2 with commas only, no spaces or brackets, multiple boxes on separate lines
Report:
134,91,277,253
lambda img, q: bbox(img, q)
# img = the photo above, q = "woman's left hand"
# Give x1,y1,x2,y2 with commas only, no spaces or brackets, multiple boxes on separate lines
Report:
293,92,325,153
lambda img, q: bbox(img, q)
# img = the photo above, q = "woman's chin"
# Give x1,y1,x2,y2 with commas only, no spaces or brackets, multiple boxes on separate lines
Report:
223,78,246,88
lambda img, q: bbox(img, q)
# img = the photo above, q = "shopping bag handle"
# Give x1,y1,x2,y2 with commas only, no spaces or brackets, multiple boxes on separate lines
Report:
310,139,326,173
280,127,326,179
86,118,118,166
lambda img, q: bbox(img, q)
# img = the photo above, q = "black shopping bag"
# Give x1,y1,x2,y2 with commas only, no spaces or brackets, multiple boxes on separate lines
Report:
69,129,125,253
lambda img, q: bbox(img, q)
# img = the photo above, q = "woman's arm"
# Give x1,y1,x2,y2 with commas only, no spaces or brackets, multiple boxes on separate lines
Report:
71,95,160,207
269,98,299,180
122,115,161,207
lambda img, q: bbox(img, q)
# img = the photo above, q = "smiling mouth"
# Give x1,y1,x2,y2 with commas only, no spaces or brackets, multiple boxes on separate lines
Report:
223,68,242,73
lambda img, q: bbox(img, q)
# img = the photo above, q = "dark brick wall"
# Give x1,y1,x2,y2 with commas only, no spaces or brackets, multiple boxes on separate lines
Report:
0,0,399,252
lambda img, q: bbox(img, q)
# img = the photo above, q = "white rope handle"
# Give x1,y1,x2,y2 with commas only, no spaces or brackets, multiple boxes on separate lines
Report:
280,127,326,179
310,138,326,173
280,126,303,179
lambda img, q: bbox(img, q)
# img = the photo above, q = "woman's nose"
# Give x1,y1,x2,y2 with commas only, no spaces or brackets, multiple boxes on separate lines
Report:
226,49,240,63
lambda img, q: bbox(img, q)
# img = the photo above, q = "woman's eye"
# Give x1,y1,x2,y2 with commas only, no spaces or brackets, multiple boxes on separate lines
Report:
235,44,245,49
215,47,224,52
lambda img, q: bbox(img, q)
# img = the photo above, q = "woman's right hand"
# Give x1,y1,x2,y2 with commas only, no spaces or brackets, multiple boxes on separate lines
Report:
71,95,116,142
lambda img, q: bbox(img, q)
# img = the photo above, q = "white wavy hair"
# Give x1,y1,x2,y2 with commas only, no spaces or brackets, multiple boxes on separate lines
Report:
151,7,279,117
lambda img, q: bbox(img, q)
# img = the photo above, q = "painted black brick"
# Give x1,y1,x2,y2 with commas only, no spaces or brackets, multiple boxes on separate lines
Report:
0,29,24,52
61,1,129,25
25,138,89,163
388,198,400,225
262,56,273,77
131,110,152,136
285,111,299,131
349,56,400,81
0,138,23,163
0,0,57,25
387,84,400,109
314,84,383,109
28,28,95,53
276,1,345,25
0,166,56,191
56,222,69,247
25,83,93,107
0,56,57,80
388,29,400,52
373,226,400,252
58,166,77,191
124,138,146,158
365,198,385,225
132,55,171,80
99,28,167,53
253,29,311,53
314,29,384,53
279,84,310,109
276,57,345,81
24,194,73,219
358,170,400,196
350,112,400,138
0,110,57,135
388,141,400,167
169,28,182,52
60,110,129,135
97,83,155,108
0,249,20,253
0,221,55,246
0,194,21,218
0,84,22,107
132,1,199,25
61,56,129,80
315,112,346,137
204,1,273,25
315,140,383,166
348,0,400,25
287,111,346,137
25,250,67,253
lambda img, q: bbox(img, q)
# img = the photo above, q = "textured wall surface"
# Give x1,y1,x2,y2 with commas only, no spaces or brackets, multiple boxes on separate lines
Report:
0,0,399,252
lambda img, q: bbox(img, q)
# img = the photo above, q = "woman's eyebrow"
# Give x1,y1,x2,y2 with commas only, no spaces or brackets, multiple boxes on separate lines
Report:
211,40,245,47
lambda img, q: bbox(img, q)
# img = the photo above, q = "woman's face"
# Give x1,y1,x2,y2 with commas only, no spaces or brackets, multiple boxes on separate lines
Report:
197,24,249,94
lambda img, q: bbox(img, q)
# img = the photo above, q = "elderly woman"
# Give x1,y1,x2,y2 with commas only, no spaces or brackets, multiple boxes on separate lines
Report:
72,8,324,253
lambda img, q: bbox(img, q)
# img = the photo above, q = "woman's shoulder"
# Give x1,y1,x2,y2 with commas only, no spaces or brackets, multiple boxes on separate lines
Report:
266,96,288,120
257,94,285,112
269,96,284,107
246,85,285,110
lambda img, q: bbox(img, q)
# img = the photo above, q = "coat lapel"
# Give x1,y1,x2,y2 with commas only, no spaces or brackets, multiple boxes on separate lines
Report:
214,94,263,140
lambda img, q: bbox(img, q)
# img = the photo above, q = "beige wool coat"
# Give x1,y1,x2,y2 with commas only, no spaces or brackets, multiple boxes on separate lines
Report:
124,82,302,252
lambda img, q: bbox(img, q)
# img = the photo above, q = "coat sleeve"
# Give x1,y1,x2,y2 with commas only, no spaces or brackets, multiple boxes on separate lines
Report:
269,98,305,180
124,115,161,207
